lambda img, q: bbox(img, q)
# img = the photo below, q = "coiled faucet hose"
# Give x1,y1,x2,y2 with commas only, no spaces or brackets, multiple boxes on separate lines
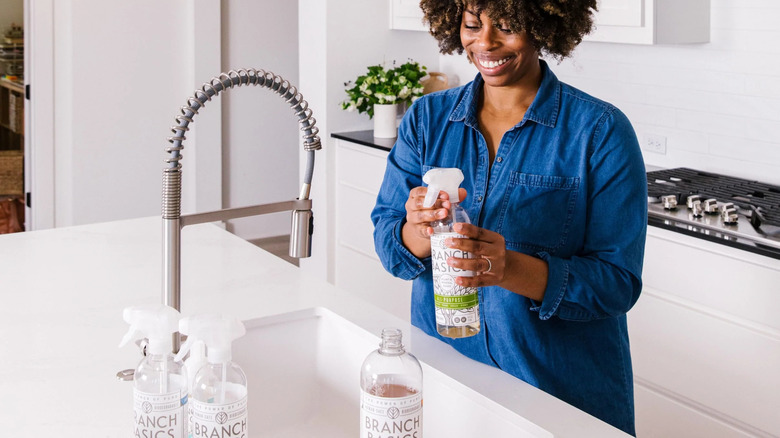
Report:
163,69,321,219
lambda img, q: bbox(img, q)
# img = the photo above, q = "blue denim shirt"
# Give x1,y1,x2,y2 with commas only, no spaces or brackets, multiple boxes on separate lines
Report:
371,60,646,435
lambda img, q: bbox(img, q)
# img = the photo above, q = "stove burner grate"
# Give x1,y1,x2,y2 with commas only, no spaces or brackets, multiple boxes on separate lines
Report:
647,168,780,228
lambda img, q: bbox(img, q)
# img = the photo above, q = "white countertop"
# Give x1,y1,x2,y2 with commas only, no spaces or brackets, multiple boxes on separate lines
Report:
0,217,628,437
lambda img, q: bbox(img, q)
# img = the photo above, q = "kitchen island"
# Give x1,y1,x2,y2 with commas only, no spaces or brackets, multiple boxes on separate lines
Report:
0,216,629,437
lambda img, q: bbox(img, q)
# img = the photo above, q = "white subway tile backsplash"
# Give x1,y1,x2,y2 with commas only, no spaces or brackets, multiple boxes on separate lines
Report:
711,5,780,30
711,0,780,11
621,102,677,128
744,75,780,99
709,136,780,166
708,29,780,54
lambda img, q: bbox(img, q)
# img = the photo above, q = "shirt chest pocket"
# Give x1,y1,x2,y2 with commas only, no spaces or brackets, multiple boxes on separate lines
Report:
497,172,580,253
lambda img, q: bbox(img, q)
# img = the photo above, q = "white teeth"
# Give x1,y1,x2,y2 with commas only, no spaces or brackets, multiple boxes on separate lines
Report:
478,57,509,68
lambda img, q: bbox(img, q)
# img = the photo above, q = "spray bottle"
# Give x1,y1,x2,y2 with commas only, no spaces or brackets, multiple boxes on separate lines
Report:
423,168,480,338
176,314,248,438
119,305,188,438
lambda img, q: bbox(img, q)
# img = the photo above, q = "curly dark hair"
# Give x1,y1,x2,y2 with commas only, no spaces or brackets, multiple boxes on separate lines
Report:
420,0,597,60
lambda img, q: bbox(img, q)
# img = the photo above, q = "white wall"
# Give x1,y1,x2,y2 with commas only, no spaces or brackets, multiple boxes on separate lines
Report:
299,0,440,283
51,0,195,226
442,0,780,186
221,0,299,240
34,0,299,232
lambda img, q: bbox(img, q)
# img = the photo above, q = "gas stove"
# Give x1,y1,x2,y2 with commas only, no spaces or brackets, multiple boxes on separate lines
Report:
646,167,780,259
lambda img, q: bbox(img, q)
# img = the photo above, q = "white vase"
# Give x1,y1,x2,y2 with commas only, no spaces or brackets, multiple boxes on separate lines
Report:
373,103,398,138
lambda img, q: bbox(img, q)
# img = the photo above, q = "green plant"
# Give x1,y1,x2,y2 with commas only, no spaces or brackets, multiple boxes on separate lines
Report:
341,60,427,118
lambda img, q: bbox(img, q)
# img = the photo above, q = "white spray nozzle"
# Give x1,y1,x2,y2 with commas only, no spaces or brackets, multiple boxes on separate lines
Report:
422,168,464,208
177,314,246,364
119,305,181,356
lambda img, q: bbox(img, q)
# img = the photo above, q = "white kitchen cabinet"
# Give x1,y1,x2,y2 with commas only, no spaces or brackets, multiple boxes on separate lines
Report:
631,227,780,436
585,0,710,44
334,138,412,321
389,0,427,31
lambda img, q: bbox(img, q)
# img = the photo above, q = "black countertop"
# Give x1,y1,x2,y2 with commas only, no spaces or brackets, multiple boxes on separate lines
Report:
331,130,395,152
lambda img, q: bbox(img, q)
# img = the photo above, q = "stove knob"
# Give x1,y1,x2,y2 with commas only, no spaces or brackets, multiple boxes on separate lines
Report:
686,195,702,209
690,200,703,217
703,198,719,214
720,202,735,213
721,207,738,225
662,195,678,210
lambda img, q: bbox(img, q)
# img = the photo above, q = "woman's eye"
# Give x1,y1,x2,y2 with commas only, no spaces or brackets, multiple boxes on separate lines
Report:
464,24,480,30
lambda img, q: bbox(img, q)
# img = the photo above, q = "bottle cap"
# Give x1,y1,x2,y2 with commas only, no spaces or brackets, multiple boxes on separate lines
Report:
422,168,464,208
176,314,246,364
119,305,181,356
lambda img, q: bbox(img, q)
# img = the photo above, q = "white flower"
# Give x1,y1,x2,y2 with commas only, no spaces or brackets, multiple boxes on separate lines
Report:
357,97,364,106
347,103,356,112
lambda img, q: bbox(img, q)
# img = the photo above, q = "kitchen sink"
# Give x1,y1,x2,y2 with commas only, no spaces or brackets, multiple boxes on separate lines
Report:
233,307,552,437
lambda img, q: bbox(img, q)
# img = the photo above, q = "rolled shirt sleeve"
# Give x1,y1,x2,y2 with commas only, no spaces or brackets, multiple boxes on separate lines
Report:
532,107,646,321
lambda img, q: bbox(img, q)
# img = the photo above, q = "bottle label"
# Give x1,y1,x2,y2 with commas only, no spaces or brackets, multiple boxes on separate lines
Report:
430,232,480,327
190,396,248,438
360,390,422,438
133,388,188,438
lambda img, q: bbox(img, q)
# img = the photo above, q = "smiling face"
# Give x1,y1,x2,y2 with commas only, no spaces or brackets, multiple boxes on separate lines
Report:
460,6,540,89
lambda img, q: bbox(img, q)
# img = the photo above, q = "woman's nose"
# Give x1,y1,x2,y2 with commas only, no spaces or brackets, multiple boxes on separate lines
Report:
474,26,499,49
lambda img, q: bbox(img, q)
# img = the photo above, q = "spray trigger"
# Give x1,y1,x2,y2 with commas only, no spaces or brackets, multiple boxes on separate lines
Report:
422,168,464,208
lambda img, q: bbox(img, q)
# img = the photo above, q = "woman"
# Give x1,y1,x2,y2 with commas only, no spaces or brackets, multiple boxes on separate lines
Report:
371,0,646,435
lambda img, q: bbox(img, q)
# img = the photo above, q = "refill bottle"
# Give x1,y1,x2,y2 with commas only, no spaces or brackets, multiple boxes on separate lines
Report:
176,314,248,438
423,168,481,338
119,305,188,438
360,328,423,438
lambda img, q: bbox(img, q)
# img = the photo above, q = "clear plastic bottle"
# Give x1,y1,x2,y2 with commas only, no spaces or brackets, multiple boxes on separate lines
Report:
120,305,188,438
423,168,481,338
176,314,248,438
360,328,423,438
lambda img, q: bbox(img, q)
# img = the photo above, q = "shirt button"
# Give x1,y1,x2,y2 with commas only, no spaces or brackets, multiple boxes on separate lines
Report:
496,157,503,163
477,195,483,202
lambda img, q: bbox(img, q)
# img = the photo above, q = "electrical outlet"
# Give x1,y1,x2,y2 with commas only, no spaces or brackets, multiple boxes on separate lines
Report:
644,134,667,154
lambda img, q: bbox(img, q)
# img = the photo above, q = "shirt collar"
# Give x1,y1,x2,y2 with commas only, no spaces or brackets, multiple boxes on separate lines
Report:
449,59,560,129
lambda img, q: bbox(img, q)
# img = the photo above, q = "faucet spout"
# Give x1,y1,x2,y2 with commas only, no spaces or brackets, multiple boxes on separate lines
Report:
161,69,321,352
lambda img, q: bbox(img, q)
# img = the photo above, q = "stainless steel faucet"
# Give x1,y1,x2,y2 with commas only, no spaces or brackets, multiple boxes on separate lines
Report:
162,69,321,351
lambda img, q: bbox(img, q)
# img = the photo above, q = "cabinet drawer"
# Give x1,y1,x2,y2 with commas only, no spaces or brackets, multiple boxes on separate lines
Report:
635,384,752,438
336,142,388,195
644,228,780,332
629,291,780,435
336,183,381,259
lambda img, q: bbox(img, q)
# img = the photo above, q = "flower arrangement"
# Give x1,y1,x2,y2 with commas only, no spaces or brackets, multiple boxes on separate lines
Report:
341,60,427,118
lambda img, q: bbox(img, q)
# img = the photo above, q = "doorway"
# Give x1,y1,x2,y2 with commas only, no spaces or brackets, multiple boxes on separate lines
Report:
0,0,25,234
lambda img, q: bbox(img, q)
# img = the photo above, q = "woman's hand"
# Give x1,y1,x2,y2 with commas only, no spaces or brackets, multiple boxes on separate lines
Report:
445,222,507,286
446,222,548,301
401,187,467,259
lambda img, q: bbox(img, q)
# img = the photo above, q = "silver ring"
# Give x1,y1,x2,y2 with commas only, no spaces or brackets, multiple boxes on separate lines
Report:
483,257,492,273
